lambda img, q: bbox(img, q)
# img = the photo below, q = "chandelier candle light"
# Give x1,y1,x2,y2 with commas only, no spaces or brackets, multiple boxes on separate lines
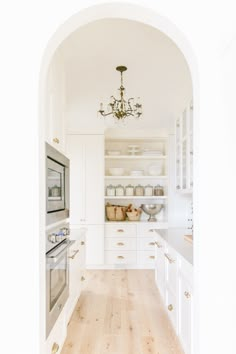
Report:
98,66,142,121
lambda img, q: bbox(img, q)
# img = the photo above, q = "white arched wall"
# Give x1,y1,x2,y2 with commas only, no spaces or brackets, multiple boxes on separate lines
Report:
39,3,198,354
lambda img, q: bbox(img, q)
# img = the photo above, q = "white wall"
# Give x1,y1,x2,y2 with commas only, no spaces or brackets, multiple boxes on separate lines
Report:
1,1,236,354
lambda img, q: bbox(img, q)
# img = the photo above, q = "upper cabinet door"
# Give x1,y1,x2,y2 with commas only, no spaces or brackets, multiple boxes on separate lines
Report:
45,52,66,153
175,102,193,193
66,134,104,225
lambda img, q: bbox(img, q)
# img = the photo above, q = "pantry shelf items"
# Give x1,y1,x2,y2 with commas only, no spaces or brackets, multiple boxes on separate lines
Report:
104,136,168,222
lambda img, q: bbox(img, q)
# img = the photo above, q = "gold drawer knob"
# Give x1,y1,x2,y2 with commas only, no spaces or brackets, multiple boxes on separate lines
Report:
81,241,85,245
149,242,155,246
184,291,191,299
117,229,124,232
81,276,85,281
117,256,124,259
53,138,60,144
51,343,59,354
168,304,173,312
117,242,124,246
149,256,155,259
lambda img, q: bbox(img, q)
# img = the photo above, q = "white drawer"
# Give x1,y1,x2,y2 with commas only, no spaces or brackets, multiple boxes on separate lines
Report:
179,257,193,286
105,223,136,237
166,287,178,332
105,250,136,264
137,250,155,265
105,237,136,251
137,223,157,237
137,237,156,250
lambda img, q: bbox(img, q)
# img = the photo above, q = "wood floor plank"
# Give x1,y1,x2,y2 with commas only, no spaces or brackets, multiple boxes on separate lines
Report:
61,270,184,354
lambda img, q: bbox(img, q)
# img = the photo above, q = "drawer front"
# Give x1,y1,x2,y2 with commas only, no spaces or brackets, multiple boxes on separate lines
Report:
137,250,156,265
137,237,156,250
166,288,178,332
137,223,157,237
105,223,136,237
105,237,137,251
165,246,178,295
105,250,136,265
179,257,193,286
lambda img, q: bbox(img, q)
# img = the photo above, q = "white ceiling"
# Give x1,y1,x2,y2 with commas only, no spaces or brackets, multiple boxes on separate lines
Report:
58,18,192,134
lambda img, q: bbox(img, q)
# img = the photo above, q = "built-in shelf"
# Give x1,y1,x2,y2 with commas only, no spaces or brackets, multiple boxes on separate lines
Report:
104,196,167,199
105,155,166,160
105,175,167,179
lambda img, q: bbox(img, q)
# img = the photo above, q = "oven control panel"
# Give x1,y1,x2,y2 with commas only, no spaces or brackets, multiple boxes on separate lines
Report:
46,222,70,253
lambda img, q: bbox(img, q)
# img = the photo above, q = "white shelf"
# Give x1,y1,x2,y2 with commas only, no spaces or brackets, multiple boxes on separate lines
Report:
105,155,166,160
104,196,167,199
105,175,167,179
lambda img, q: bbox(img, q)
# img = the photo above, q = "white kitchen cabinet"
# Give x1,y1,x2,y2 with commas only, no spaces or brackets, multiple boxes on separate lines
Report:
154,233,166,299
85,224,104,266
66,134,104,224
66,228,86,324
45,307,66,354
45,52,66,153
175,101,193,193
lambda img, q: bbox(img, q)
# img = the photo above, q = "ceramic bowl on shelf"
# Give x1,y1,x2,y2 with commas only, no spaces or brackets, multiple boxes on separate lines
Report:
108,167,125,176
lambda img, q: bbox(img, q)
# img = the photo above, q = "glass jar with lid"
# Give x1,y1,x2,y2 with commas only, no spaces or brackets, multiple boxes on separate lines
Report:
125,184,134,196
144,184,153,196
106,184,116,197
115,184,125,196
135,184,144,196
154,185,164,196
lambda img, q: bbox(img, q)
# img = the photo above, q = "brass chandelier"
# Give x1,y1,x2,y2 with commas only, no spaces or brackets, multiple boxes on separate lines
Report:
98,66,142,120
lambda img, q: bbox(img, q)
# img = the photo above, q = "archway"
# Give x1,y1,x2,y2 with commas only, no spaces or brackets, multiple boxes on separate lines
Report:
39,3,198,353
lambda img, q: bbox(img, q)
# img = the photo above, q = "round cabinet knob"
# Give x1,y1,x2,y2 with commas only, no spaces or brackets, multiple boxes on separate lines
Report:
48,233,56,243
184,291,191,299
81,276,85,281
53,138,60,144
81,241,85,245
168,304,173,311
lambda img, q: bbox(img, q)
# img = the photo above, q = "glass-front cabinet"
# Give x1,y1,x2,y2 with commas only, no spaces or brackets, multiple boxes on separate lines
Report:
175,102,193,193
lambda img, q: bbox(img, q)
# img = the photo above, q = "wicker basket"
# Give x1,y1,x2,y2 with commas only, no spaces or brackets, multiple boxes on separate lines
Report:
106,204,127,221
126,209,142,221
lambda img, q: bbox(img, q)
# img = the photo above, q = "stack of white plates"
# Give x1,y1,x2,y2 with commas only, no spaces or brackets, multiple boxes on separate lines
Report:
130,170,144,176
127,145,140,155
142,149,163,156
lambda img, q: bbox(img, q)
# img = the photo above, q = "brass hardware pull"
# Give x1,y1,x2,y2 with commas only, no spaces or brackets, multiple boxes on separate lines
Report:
117,242,124,246
69,249,79,259
155,241,163,248
51,343,59,354
164,253,175,264
81,276,85,281
149,242,155,246
117,229,124,232
149,256,155,259
184,291,191,299
117,256,124,259
53,138,60,144
168,304,173,312
81,241,85,245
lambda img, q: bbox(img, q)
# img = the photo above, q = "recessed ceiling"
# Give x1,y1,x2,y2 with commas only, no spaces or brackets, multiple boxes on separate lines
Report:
57,18,192,134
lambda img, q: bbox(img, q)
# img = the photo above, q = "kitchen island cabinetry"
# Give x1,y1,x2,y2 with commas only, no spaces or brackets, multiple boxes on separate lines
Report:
154,229,193,354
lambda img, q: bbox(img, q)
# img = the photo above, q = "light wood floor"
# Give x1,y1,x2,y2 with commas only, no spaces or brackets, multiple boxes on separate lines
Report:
61,270,184,354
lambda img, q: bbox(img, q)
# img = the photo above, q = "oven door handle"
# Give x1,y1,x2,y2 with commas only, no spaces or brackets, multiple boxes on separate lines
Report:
46,240,75,264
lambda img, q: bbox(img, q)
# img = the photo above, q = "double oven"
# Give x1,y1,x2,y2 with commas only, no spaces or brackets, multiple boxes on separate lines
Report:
45,143,72,338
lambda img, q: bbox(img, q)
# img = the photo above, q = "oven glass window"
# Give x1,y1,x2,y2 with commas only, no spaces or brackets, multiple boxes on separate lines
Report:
48,168,62,201
49,256,67,310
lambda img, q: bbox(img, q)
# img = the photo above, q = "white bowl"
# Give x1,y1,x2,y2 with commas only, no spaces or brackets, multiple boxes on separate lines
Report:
148,164,162,176
108,167,124,176
130,170,144,176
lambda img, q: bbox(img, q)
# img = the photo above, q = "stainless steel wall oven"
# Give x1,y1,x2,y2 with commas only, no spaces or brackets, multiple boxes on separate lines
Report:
46,143,70,225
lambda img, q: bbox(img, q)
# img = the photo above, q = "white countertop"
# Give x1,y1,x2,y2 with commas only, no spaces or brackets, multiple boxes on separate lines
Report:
156,228,193,265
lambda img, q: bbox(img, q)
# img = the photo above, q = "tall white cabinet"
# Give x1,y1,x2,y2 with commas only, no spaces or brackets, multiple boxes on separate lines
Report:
66,134,105,267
